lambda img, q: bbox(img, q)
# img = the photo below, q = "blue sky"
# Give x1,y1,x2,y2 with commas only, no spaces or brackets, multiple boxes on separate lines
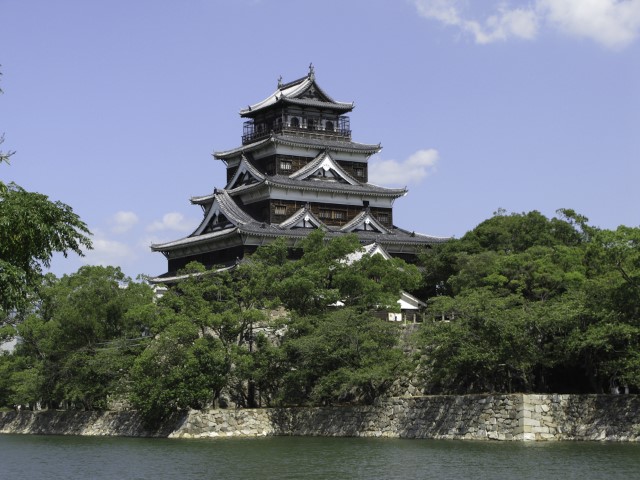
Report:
2,0,639,279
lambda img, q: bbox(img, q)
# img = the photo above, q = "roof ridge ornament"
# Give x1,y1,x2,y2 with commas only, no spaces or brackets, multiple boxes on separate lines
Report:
308,63,315,80
277,75,283,89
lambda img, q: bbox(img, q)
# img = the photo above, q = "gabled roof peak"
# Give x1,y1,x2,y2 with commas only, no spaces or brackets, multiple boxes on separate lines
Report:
278,204,329,231
191,189,256,236
342,242,392,265
340,210,393,235
289,150,360,185
225,155,265,190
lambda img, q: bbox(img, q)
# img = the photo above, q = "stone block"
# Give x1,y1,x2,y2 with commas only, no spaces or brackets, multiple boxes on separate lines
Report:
517,409,532,419
519,417,541,427
541,415,555,425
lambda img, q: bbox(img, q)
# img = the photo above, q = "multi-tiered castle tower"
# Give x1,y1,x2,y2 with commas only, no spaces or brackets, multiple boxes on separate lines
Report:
152,66,446,279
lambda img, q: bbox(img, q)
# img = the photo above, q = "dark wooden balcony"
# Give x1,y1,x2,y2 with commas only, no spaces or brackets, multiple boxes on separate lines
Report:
242,118,351,145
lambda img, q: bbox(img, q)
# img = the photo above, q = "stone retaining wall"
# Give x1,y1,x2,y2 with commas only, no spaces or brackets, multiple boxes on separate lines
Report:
1,394,639,441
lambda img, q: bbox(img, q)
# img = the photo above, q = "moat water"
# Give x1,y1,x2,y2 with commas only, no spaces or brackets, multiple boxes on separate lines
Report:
1,434,639,479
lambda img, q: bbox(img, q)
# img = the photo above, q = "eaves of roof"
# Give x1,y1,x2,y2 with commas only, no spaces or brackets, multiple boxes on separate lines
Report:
227,175,406,198
214,134,381,160
151,226,240,252
280,97,353,111
216,189,256,225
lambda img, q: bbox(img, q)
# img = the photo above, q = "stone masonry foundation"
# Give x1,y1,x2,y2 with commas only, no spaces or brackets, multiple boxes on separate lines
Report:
1,394,639,441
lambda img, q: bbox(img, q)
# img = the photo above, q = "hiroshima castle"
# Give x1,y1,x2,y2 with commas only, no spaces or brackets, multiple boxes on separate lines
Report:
152,66,447,279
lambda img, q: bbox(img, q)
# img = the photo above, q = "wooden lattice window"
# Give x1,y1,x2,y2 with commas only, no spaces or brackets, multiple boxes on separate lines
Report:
274,205,287,216
280,160,292,171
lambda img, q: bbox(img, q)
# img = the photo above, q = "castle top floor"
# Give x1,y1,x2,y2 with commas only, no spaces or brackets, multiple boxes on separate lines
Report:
239,64,355,145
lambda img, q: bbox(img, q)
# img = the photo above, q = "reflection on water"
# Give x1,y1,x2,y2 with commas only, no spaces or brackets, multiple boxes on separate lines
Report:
1,434,639,480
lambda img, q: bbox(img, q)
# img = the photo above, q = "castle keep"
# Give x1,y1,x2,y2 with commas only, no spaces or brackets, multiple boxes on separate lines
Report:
152,66,446,278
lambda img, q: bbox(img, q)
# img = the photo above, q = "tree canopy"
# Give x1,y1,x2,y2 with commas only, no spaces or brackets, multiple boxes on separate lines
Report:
1,69,92,320
2,208,639,421
417,210,640,394
0,182,92,317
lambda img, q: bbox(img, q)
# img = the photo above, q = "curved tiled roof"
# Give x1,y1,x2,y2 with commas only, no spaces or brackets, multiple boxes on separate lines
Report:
228,175,407,198
273,135,380,155
215,189,255,225
280,97,353,112
234,223,450,246
190,192,215,205
389,226,451,244
154,182,447,257
151,226,240,252
152,220,448,262
239,72,353,117
214,134,381,160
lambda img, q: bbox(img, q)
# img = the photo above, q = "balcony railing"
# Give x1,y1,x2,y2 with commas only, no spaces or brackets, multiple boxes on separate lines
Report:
242,118,351,145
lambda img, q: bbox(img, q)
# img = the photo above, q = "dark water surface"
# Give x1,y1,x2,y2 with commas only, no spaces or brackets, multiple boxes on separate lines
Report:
1,434,639,480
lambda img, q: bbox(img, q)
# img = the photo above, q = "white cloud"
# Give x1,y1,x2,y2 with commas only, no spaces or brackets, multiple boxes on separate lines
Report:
539,0,640,49
109,211,139,234
147,212,195,233
369,149,439,187
413,0,538,44
412,0,640,48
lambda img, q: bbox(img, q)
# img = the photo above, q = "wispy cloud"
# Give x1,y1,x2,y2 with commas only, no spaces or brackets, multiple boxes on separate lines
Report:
109,211,139,234
369,149,439,187
147,212,195,233
412,0,640,49
81,230,137,267
413,0,538,44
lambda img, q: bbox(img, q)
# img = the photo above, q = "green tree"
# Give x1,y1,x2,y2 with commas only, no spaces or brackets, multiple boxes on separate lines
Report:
280,308,407,405
132,256,283,415
0,183,92,318
1,69,91,319
6,266,154,409
129,318,227,422
275,231,362,315
566,225,640,392
417,210,640,394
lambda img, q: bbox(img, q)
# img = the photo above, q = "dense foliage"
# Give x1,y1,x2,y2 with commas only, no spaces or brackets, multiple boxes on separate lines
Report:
417,209,640,394
0,231,418,421
1,209,638,422
1,135,91,321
